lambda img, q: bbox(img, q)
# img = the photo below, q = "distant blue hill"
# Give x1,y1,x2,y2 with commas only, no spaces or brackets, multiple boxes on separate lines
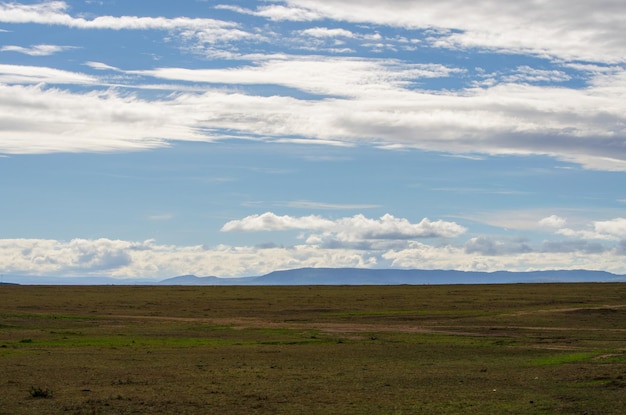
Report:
158,268,626,285
3,268,624,285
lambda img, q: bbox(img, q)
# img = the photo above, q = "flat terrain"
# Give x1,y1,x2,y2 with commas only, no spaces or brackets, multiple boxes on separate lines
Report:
1,283,625,414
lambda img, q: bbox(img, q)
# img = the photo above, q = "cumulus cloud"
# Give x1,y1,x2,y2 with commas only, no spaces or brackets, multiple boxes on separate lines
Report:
1,231,625,279
594,218,626,238
0,238,135,275
221,212,467,246
383,240,626,274
0,238,378,278
221,212,334,232
550,217,626,241
539,215,567,228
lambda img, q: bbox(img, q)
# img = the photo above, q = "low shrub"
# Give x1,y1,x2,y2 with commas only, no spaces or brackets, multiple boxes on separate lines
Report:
29,386,53,398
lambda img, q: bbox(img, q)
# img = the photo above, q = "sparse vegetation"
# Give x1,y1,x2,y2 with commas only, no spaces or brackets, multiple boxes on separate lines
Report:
29,386,53,399
1,283,625,414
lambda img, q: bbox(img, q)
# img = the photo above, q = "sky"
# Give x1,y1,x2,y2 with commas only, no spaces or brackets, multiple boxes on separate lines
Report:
0,0,625,281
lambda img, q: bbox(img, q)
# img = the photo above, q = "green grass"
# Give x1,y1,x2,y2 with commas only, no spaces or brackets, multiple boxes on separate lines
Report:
1,283,625,414
531,352,599,366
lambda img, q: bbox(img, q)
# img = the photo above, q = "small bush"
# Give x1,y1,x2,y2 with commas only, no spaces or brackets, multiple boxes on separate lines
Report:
29,386,53,398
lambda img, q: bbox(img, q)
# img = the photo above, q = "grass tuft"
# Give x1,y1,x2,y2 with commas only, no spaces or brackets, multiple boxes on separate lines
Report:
29,386,53,398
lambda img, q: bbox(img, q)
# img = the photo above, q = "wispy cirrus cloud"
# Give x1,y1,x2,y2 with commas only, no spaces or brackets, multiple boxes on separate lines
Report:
84,61,120,71
147,213,175,221
0,64,95,84
0,1,233,30
0,44,75,56
215,4,324,22
0,0,257,46
131,56,461,96
282,200,381,210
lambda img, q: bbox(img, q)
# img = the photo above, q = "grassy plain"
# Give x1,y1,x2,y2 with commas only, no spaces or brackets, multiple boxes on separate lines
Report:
1,283,625,414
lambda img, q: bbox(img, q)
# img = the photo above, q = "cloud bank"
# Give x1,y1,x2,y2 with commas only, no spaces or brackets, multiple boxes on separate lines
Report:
2,214,625,279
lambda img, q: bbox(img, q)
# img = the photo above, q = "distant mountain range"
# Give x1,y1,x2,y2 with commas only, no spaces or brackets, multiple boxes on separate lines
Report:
158,268,626,285
3,268,626,285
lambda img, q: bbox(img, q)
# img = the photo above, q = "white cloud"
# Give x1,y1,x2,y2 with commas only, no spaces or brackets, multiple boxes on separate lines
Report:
1,3,625,172
85,61,120,71
0,44,75,56
299,27,354,38
539,215,567,228
1,58,625,171
503,66,571,84
0,1,256,45
221,212,334,232
0,84,201,154
221,212,467,242
132,56,460,97
0,238,135,275
0,238,378,278
0,1,237,31
279,0,626,64
0,3,624,171
128,58,626,171
1,231,625,279
555,217,626,241
383,240,626,274
216,4,323,22
0,64,95,84
593,218,626,238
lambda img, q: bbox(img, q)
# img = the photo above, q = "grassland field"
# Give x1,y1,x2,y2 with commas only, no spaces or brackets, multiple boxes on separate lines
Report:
1,283,625,414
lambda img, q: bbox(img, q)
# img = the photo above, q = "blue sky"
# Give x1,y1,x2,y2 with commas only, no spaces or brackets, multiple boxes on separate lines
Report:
1,0,625,280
